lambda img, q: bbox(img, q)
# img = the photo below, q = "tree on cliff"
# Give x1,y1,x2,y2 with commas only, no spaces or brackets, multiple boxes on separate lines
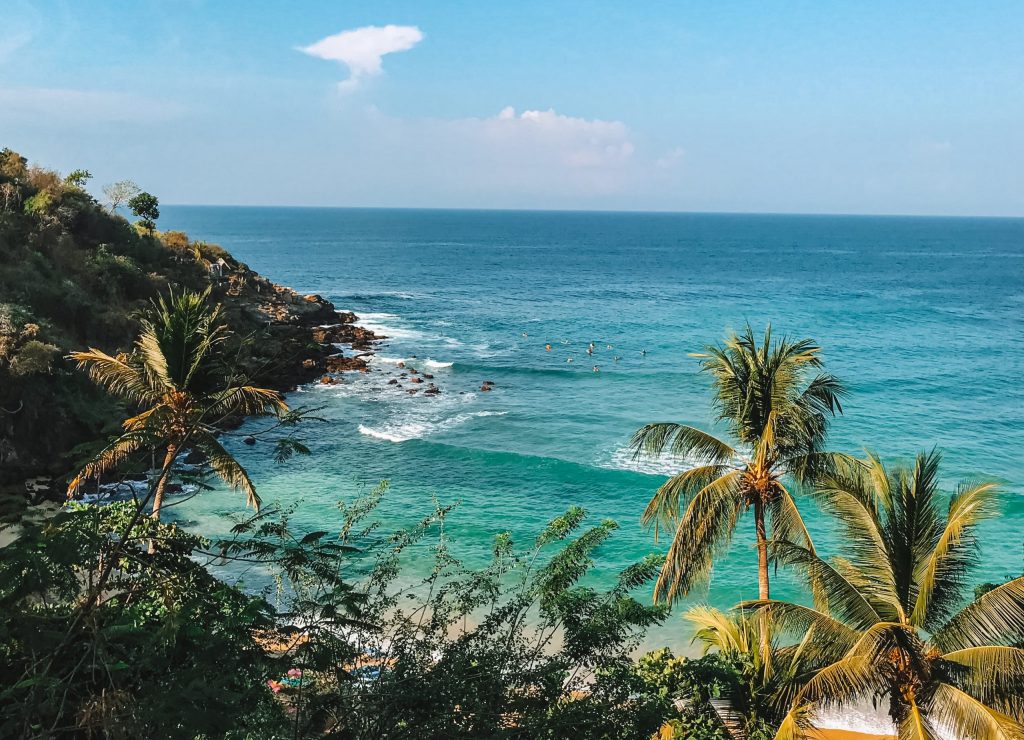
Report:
630,324,848,607
102,178,140,212
68,288,286,546
128,191,159,233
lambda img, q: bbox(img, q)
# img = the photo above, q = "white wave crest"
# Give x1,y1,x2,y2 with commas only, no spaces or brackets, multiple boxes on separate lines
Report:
372,355,414,365
353,312,424,341
599,446,705,476
359,410,507,443
424,359,454,369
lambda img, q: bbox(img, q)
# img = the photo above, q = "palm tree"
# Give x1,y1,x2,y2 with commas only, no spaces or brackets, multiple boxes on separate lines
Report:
759,450,1024,739
631,324,846,604
68,288,286,529
684,605,825,738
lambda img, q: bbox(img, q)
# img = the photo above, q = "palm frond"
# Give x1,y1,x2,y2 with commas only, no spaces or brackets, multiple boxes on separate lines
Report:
685,604,757,656
630,423,736,465
67,430,152,494
205,384,287,420
899,697,939,740
641,464,733,540
768,540,882,629
798,653,880,708
767,483,815,553
135,326,173,393
740,600,859,661
772,704,814,740
798,622,907,706
69,349,158,405
195,433,261,510
912,480,998,629
653,470,743,603
928,683,1024,740
932,577,1024,652
942,646,1024,709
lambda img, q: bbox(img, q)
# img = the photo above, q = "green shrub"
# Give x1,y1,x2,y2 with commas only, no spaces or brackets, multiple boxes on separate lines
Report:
8,339,59,376
23,190,54,216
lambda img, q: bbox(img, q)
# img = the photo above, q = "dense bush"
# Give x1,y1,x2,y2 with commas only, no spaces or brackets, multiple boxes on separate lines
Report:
0,485,688,738
0,147,238,493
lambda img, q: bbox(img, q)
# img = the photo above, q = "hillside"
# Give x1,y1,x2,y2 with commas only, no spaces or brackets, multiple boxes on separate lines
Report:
0,147,376,510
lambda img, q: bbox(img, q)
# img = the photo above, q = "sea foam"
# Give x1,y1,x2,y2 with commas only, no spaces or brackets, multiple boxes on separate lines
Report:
359,410,506,443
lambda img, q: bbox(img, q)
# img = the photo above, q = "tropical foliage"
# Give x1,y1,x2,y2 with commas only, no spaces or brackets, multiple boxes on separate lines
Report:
756,450,1024,739
0,487,684,738
68,288,287,525
631,324,847,602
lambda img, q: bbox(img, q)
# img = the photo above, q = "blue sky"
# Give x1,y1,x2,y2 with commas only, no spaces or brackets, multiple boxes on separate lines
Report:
2,1,1022,215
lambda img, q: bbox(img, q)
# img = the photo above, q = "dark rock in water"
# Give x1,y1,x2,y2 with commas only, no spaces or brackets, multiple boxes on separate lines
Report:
166,483,183,494
388,378,399,385
311,322,382,348
183,448,207,465
324,353,368,373
484,380,495,385
480,384,491,392
407,389,418,395
425,385,441,395
320,375,337,385
423,373,434,379
243,436,256,446
409,377,423,384
408,367,418,374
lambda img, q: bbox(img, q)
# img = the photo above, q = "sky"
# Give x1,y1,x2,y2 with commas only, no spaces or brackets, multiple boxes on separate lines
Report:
1,1,1022,216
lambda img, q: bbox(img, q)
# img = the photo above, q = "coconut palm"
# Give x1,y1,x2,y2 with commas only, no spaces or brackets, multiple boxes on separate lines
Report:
758,450,1024,739
685,605,816,737
631,324,846,603
68,288,286,527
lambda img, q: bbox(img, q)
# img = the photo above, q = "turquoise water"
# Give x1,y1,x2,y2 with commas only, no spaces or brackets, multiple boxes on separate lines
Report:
161,206,1024,650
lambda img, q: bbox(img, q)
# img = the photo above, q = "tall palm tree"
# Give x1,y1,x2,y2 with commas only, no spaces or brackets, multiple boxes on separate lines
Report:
68,288,286,528
631,324,846,603
759,450,1024,739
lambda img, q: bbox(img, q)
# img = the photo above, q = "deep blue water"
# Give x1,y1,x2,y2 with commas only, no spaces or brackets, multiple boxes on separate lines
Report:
161,206,1024,650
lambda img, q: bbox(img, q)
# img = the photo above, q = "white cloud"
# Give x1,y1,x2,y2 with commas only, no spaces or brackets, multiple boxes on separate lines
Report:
462,107,635,169
314,105,650,204
300,25,423,93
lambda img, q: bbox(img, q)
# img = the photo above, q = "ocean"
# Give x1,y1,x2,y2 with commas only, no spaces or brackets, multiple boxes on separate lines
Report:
161,206,1024,651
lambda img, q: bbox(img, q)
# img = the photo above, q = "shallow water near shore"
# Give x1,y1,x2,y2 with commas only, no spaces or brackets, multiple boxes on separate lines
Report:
161,206,1024,653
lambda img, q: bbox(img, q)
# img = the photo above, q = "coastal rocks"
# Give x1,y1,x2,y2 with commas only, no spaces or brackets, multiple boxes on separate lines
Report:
409,377,423,384
311,322,381,349
243,436,256,446
424,385,441,395
320,375,338,385
324,354,369,373
214,264,382,391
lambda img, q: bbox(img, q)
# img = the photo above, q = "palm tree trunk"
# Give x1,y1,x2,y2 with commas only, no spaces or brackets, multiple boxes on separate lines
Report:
148,444,178,553
754,498,771,661
754,499,770,600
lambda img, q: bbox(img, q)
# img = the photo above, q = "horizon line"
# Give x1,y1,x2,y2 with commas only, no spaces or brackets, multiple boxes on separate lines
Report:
159,203,1024,221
